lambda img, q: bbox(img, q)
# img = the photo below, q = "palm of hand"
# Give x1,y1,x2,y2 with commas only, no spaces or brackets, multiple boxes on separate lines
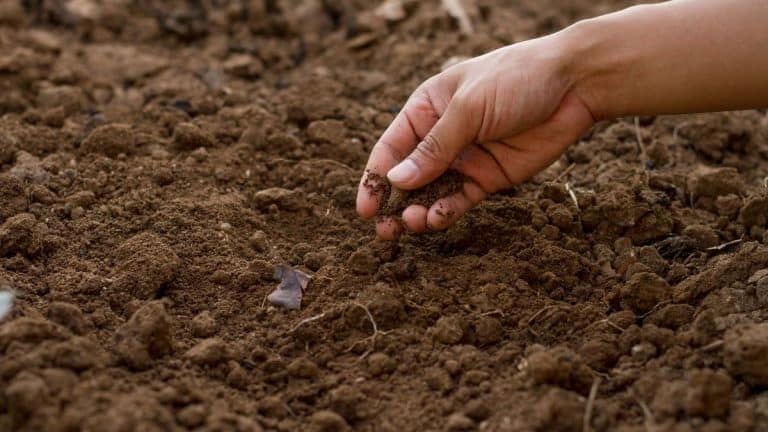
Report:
357,46,595,240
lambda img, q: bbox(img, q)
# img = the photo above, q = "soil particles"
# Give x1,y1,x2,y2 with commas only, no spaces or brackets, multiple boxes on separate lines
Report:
1,1,768,431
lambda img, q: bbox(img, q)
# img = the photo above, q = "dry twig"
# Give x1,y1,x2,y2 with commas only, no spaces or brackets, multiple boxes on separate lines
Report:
583,377,600,432
289,312,327,333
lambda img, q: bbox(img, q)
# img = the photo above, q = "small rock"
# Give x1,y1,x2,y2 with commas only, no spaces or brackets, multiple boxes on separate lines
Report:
347,246,378,275
80,123,135,157
620,272,670,314
724,323,768,386
249,230,269,252
446,412,475,431
432,316,465,345
367,352,396,376
191,311,217,338
309,410,350,432
185,337,229,366
114,301,173,370
172,122,215,150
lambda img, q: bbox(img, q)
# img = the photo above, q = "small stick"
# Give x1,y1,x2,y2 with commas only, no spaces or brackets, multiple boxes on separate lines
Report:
289,312,327,333
707,238,744,252
634,117,650,184
349,302,382,359
565,182,580,211
589,318,625,333
553,163,576,183
583,377,600,432
479,309,504,317
700,340,724,352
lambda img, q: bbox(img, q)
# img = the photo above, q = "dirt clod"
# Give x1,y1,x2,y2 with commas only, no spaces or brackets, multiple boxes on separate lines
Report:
184,337,230,366
724,323,768,387
112,232,181,300
80,123,135,157
620,271,670,314
113,301,173,370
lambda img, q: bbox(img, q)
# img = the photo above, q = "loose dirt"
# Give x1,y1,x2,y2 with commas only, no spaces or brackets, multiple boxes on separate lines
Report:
1,1,768,431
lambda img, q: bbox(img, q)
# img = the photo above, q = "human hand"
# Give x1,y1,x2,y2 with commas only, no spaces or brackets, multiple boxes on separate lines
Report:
356,35,595,240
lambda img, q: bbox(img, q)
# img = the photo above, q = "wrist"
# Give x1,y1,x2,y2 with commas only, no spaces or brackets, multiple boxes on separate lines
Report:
553,6,648,121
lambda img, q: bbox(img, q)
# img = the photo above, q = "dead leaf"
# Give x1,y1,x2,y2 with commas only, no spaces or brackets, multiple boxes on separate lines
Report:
268,265,311,310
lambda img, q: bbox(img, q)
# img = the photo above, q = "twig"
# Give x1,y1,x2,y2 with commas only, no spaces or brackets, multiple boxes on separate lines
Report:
630,390,656,432
583,377,600,432
289,312,326,333
479,309,504,317
348,302,384,359
588,318,625,333
565,182,580,211
553,163,576,183
634,117,650,184
707,237,743,252
700,340,724,352
526,304,568,337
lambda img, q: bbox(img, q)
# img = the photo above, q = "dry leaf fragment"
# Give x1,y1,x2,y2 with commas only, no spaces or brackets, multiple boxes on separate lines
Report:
268,265,311,310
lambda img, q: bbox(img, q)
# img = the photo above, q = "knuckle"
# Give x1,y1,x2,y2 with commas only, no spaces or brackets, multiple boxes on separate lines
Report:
415,133,450,166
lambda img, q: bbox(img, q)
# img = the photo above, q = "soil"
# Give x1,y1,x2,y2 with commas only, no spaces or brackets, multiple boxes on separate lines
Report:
369,169,466,217
0,1,767,431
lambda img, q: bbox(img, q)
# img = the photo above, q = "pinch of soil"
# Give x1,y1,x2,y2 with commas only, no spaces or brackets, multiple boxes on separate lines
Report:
79,123,135,157
113,301,173,370
112,232,181,300
369,169,466,217
724,322,768,387
0,174,26,222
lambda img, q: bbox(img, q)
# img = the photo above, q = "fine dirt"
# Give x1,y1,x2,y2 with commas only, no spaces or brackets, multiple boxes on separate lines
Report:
1,1,768,431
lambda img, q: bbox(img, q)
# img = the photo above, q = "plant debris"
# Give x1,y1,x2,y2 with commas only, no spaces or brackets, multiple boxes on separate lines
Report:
268,265,311,310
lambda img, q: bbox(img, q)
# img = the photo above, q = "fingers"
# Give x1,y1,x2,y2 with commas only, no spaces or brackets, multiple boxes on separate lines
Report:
387,93,480,191
356,91,440,219
375,216,405,240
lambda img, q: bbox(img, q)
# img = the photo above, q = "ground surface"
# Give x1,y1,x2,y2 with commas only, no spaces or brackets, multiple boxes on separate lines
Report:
0,0,767,431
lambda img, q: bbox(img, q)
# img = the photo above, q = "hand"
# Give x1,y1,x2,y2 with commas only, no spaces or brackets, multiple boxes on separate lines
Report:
356,35,595,240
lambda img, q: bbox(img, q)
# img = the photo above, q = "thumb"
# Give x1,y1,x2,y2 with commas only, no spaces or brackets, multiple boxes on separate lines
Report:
387,95,478,189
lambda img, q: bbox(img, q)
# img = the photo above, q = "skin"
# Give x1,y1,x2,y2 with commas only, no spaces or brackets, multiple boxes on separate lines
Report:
356,0,768,240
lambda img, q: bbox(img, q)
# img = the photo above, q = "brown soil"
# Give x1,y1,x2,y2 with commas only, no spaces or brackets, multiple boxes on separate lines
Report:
1,1,768,431
370,169,466,217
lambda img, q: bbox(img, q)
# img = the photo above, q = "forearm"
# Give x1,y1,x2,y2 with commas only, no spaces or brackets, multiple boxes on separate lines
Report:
560,0,768,119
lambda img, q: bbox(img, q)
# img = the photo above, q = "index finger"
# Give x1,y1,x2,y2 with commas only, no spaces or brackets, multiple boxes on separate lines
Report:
356,91,439,219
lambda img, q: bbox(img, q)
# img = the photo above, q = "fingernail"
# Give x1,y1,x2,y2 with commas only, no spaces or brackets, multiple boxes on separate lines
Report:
387,159,418,184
